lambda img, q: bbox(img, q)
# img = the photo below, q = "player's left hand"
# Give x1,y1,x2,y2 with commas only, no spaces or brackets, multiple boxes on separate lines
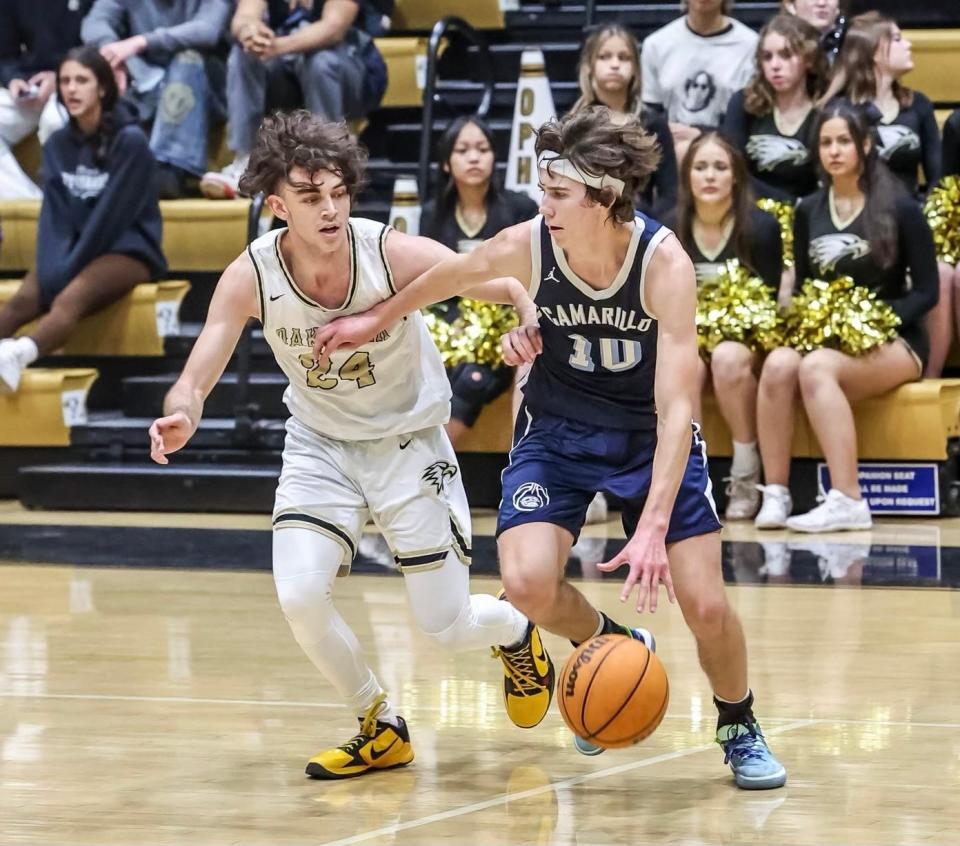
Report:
312,309,385,367
597,531,676,613
501,325,542,365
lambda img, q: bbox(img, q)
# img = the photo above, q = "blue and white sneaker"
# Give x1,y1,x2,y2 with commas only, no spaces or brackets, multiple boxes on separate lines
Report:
717,721,787,789
572,627,656,756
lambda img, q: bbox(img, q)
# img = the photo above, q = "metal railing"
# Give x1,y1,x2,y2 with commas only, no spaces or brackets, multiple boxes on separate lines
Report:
417,16,495,200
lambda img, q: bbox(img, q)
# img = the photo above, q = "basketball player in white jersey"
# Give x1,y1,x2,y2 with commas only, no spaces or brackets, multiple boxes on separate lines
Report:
314,107,787,790
147,111,555,779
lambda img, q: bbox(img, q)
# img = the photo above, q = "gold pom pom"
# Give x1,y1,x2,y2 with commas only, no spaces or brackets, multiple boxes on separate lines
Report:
924,175,960,266
782,276,901,355
756,198,795,268
423,298,518,367
696,260,783,355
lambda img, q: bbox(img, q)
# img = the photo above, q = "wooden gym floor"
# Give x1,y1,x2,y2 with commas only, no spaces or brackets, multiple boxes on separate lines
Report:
2,503,959,845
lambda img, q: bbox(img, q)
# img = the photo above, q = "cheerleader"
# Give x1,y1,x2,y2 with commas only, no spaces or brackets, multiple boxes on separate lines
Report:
755,100,938,532
673,131,783,519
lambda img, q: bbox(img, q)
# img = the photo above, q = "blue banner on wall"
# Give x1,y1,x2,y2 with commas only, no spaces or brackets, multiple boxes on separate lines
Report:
817,463,940,516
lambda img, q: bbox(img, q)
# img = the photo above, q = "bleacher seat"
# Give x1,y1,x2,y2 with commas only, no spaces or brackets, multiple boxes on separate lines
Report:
0,279,190,357
0,199,247,273
0,368,98,446
460,381,960,462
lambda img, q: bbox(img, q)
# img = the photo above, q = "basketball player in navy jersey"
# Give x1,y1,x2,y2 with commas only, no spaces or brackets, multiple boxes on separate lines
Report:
314,107,786,790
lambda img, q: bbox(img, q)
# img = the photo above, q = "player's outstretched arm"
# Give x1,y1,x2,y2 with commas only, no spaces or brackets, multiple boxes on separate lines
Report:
149,255,259,464
312,223,534,365
598,236,699,612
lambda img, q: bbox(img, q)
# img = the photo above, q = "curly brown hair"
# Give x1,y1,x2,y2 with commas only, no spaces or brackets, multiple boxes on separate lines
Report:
744,14,828,116
535,106,660,223
238,110,369,199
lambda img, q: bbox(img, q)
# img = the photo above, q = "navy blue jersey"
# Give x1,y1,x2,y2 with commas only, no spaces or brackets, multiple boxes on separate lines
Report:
522,213,670,431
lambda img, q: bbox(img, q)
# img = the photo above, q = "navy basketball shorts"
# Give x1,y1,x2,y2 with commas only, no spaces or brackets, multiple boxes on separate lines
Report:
497,404,723,544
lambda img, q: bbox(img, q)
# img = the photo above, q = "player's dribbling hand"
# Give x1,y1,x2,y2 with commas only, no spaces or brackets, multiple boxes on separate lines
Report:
149,412,193,465
501,325,542,365
312,311,384,367
597,532,677,613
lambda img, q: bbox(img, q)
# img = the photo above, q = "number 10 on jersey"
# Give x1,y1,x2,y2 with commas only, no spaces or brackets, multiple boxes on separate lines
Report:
568,334,643,373
299,351,376,390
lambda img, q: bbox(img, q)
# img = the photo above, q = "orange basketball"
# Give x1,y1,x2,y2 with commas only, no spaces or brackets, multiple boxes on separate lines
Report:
557,634,669,748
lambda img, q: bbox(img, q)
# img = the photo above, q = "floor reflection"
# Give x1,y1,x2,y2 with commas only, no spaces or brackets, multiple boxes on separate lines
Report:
1,523,959,588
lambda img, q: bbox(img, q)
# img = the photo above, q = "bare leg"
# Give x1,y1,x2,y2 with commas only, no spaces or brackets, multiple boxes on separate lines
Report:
711,341,758,443
444,417,470,448
924,262,954,377
28,254,148,354
498,521,600,643
0,272,43,338
756,347,802,486
798,343,920,498
668,531,747,701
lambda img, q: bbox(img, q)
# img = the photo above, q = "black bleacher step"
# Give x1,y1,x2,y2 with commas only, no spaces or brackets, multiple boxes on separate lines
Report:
70,412,287,451
506,2,780,30
17,463,278,512
123,373,289,419
464,42,581,84
387,118,514,163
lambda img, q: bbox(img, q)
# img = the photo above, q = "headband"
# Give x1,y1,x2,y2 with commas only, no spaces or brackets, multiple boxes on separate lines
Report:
537,153,625,197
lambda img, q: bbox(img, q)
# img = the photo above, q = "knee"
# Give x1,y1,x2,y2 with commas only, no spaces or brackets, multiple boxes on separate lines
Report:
500,568,558,624
759,348,801,392
798,350,839,393
306,49,342,79
274,569,333,627
681,591,730,640
711,342,754,388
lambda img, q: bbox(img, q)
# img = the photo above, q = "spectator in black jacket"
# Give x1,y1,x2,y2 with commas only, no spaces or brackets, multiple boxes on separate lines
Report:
0,47,166,393
0,0,91,198
420,115,537,447
569,24,677,217
670,130,783,521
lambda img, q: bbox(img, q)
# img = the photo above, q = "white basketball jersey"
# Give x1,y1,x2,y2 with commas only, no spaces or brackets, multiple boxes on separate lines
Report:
248,219,451,440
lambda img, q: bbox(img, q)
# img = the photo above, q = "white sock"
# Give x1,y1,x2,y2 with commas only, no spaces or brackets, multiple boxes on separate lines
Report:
730,441,759,476
12,337,39,367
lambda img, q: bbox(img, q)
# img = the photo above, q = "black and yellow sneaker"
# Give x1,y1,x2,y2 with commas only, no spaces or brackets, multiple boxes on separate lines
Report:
492,621,555,728
305,694,414,780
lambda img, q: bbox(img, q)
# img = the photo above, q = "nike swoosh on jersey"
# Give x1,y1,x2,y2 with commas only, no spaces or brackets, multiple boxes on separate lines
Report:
269,293,284,301
399,439,412,449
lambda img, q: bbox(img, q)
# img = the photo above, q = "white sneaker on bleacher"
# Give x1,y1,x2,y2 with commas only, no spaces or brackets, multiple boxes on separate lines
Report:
0,339,25,393
200,155,249,200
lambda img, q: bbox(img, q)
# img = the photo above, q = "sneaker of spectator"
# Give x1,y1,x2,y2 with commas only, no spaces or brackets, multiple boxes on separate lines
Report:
200,154,250,199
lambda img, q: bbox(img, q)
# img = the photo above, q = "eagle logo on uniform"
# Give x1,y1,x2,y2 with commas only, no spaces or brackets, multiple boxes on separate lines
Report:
810,234,871,273
421,460,458,495
876,125,920,160
745,135,810,171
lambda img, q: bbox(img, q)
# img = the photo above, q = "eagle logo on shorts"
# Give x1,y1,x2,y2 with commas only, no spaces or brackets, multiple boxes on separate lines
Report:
809,234,871,273
746,135,810,171
422,460,458,495
513,482,550,512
